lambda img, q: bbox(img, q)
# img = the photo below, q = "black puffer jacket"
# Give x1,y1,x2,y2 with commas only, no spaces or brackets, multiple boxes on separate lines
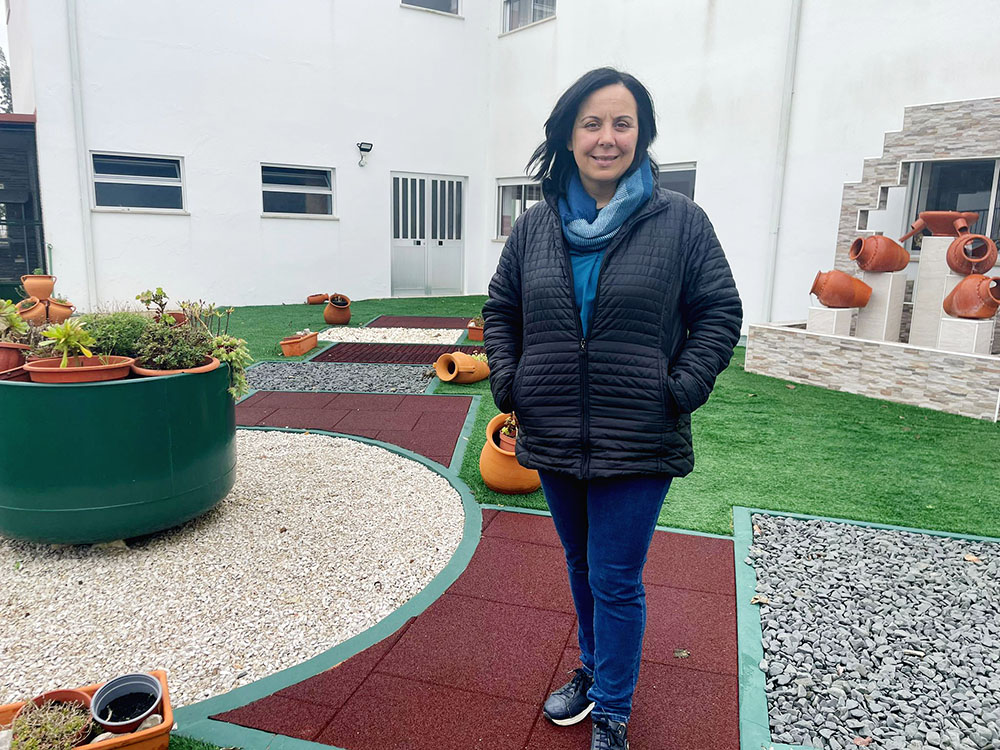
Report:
483,188,742,479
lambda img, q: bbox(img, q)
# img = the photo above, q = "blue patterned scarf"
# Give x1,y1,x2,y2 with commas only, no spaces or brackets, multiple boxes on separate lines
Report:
558,155,654,251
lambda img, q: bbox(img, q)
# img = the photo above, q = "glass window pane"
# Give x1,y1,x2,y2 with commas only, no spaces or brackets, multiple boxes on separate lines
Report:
393,177,400,239
93,154,180,180
992,169,1000,244
447,181,455,240
95,182,183,209
455,181,462,240
533,0,556,22
262,191,332,214
262,166,331,188
432,180,438,240
402,0,458,14
410,179,418,239
402,178,409,239
915,160,994,236
657,168,696,200
419,179,426,240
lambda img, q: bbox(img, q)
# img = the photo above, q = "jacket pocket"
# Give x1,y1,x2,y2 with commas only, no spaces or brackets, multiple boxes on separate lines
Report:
657,352,679,423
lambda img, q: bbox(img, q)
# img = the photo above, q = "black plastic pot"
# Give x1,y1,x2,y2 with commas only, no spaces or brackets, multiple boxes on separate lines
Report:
91,673,162,734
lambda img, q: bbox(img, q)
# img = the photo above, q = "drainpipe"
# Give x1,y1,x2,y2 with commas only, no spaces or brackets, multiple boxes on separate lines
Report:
66,0,99,308
761,0,802,323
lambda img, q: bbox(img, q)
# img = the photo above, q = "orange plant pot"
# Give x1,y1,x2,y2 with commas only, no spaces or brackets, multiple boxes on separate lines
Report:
899,210,980,241
15,297,46,325
466,323,484,342
24,356,135,383
306,293,329,305
46,299,76,323
942,275,1000,319
0,365,30,381
279,331,319,357
20,273,55,300
433,351,489,383
131,356,220,377
810,270,872,309
11,689,92,748
0,342,30,371
0,671,172,750
849,236,910,272
479,413,541,494
946,234,998,275
324,295,352,325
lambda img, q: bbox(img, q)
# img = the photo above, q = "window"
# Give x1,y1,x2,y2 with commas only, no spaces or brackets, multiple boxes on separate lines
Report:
497,182,542,238
657,163,696,200
503,0,555,32
92,153,184,210
905,159,999,253
402,0,459,14
261,165,334,216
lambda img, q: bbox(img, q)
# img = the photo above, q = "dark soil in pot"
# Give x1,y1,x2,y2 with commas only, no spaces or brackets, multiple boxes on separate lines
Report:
101,691,157,722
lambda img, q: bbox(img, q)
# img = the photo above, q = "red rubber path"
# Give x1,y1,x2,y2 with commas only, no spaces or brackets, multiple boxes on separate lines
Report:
211,510,739,749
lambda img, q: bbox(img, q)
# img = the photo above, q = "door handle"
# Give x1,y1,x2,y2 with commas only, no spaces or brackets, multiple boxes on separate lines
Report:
413,240,421,246
438,240,443,246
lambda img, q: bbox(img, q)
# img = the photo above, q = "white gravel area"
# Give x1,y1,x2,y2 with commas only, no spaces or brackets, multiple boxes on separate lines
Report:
0,430,465,709
318,327,464,345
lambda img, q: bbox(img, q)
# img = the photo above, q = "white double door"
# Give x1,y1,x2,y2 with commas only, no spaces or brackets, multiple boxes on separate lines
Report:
391,172,465,297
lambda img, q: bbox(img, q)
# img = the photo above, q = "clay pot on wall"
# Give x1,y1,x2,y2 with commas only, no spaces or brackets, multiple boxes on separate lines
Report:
324,294,351,325
20,273,55,300
15,297,46,325
942,275,1000,319
849,236,910,272
479,413,540,494
306,293,329,305
433,351,489,384
946,234,998,275
899,210,980,241
810,270,872,309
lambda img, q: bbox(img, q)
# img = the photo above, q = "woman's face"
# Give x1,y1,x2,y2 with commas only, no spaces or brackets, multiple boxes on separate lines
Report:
569,83,639,199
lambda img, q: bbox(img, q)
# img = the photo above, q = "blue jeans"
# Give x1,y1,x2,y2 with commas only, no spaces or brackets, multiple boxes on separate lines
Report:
539,470,672,724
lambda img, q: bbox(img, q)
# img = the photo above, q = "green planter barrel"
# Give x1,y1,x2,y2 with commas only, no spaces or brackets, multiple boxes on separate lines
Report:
0,365,237,544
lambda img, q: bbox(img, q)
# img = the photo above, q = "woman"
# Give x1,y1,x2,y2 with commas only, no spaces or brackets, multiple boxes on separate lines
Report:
482,68,742,750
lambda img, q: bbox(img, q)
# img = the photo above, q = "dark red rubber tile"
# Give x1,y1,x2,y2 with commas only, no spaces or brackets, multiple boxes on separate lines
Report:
316,672,536,750
640,585,738,675
238,391,270,407
484,511,563,548
256,408,350,432
481,508,500,532
412,411,468,433
445,536,575,613
376,593,573,702
313,342,481,364
336,409,420,433
375,430,458,460
251,391,339,409
274,622,412,708
211,694,337,741
644,532,736,595
367,315,472,329
236,406,276,426
397,394,474,412
328,393,405,411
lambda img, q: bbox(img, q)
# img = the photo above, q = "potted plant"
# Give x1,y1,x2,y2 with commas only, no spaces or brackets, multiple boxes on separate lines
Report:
210,333,253,400
499,411,518,452
23,319,134,383
15,297,46,325
46,296,75,324
0,298,30,371
131,317,218,376
323,293,351,325
20,267,55,301
90,673,162,735
280,328,319,357
82,311,152,358
433,350,490,384
478,412,540,494
306,293,329,305
136,287,186,325
10,691,92,750
467,315,484,342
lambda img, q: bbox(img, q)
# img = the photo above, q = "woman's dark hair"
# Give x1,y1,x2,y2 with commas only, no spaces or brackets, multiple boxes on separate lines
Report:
527,67,658,195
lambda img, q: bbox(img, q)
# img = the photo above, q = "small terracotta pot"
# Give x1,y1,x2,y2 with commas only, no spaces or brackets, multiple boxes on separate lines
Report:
942,275,1000,319
306,293,329,305
433,351,490,384
499,431,517,452
12,689,92,748
20,273,55,300
131,355,220,377
15,297,46,325
24,356,135,383
0,342,30,371
849,236,910,272
478,413,540,494
46,299,76,324
279,331,319,357
810,270,872,309
0,365,30,381
945,234,998,275
467,322,484,342
898,210,981,241
324,295,352,325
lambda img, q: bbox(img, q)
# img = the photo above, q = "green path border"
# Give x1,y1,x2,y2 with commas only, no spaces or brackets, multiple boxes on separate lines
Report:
448,394,480,471
732,505,1000,750
172,426,483,750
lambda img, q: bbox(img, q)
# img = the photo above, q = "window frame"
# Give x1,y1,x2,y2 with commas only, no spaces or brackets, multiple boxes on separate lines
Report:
656,161,697,200
260,162,338,220
90,151,187,214
501,0,556,34
400,0,463,18
495,177,543,240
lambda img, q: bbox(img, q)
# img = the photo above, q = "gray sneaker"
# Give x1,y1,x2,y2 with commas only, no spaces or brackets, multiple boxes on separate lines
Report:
591,715,629,749
542,668,595,726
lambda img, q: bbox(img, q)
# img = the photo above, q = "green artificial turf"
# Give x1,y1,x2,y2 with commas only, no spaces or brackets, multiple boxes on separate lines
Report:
437,348,1000,537
168,735,220,750
226,295,487,361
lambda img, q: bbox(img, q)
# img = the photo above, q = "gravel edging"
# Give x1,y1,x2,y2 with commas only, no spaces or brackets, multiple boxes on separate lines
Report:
749,514,1000,750
0,430,465,708
248,361,434,393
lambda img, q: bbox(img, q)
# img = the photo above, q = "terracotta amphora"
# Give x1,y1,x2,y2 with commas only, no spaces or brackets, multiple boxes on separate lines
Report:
898,210,980,241
945,234,998,275
479,413,540,494
20,273,55,300
46,299,75,324
849,236,910,272
942,275,1000,319
15,296,46,324
810,270,872,309
323,294,351,325
433,351,489,384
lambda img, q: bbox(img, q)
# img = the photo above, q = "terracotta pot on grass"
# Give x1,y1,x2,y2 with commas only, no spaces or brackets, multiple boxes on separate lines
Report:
20,273,55,300
15,297,46,325
279,331,319,357
0,342,30,371
942,275,1000,319
467,321,484,341
479,413,540,494
24,356,135,383
433,351,489,384
946,234,998,275
324,294,351,325
899,210,980,241
810,270,872,309
46,299,76,324
12,689,93,749
306,293,329,305
849,236,910,272
131,356,220,377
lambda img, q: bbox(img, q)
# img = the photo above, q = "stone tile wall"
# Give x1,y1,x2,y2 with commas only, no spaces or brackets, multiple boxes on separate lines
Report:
745,324,1000,422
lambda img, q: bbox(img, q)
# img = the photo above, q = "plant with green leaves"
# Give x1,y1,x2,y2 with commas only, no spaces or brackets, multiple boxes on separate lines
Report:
0,298,28,341
10,698,92,750
470,315,484,327
81,311,152,358
30,267,45,276
136,287,169,318
211,333,253,399
470,351,488,363
40,318,97,367
179,299,235,336
500,411,518,438
135,318,212,370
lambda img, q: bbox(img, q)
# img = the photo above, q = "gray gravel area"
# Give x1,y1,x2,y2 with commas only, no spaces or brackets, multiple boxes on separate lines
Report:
248,361,434,393
748,514,1000,750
